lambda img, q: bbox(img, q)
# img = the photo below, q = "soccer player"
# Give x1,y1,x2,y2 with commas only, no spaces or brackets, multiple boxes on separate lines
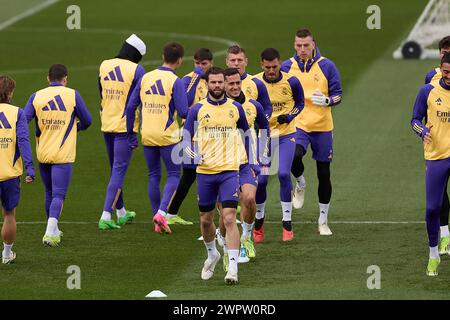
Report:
164,48,214,225
423,36,450,254
217,68,269,269
183,67,255,284
411,52,450,276
25,64,92,247
126,42,189,234
98,34,147,230
281,29,342,236
252,48,304,243
0,75,34,263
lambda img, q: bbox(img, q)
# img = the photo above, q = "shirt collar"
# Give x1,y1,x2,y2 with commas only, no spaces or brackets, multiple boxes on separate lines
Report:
440,78,450,90
158,66,175,73
263,72,282,84
241,72,248,81
49,82,64,87
207,94,228,105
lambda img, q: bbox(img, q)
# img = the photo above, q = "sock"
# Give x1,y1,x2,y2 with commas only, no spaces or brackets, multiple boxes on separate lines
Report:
430,246,439,259
256,202,265,219
228,249,239,273
318,202,330,225
440,225,450,237
2,243,12,258
282,220,292,231
204,240,218,260
157,209,167,218
166,213,177,219
241,222,254,239
281,201,292,222
101,211,112,221
296,175,306,188
45,217,59,236
116,207,126,218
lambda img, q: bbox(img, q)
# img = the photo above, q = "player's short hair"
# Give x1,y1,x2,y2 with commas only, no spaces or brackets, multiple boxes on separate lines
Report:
194,48,213,61
227,45,246,57
261,48,280,61
296,29,314,39
224,68,240,79
205,66,225,82
163,42,184,64
0,75,16,103
441,52,450,65
439,36,450,51
48,64,68,82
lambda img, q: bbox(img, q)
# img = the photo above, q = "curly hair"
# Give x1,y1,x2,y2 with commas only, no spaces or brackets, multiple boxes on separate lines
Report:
0,75,16,103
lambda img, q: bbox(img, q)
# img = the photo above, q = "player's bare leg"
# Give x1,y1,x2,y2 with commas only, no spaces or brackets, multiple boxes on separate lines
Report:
222,207,239,284
239,184,257,260
2,208,17,264
200,210,220,280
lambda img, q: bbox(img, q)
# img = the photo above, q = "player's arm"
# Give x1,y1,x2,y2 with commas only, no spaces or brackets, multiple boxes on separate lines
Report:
252,78,272,118
173,78,189,119
277,77,305,124
125,77,143,148
24,93,36,123
253,100,271,166
236,103,259,173
424,69,436,84
184,67,204,106
411,84,434,143
280,59,293,73
16,109,34,183
74,91,92,131
313,60,343,107
182,103,202,163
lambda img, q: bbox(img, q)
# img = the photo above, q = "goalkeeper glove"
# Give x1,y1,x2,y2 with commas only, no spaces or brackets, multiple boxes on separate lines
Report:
311,90,330,106
277,115,289,124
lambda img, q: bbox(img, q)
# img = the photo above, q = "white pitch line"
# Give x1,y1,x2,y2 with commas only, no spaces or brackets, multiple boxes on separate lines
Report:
0,27,235,74
0,0,60,31
1,220,425,225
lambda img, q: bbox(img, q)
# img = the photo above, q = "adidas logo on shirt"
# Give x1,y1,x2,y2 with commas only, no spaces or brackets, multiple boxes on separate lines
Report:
145,80,166,96
103,66,124,82
42,95,67,112
0,112,12,129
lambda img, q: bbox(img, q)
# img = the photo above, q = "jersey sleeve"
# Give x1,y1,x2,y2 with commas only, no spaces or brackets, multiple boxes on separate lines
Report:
173,78,189,119
319,59,343,106
125,77,143,134
74,91,92,131
411,84,434,139
286,76,305,122
16,109,34,175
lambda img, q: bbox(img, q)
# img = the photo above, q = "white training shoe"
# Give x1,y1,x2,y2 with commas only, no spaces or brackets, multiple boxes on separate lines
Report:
318,223,333,236
224,269,238,285
201,252,221,280
216,229,225,248
2,251,16,264
292,182,305,209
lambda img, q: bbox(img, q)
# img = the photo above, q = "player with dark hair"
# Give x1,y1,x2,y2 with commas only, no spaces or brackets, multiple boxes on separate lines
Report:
0,75,34,263
25,64,92,247
126,42,188,234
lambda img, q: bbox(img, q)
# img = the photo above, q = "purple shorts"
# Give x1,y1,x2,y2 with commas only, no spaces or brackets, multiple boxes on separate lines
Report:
197,171,239,211
239,163,258,187
0,177,20,211
296,128,333,162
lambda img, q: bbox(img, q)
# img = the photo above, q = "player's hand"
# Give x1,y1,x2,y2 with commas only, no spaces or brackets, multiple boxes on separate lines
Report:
259,154,271,166
194,153,204,165
277,115,289,124
194,66,205,77
311,90,330,106
25,175,34,184
422,125,433,144
250,164,261,177
127,133,138,149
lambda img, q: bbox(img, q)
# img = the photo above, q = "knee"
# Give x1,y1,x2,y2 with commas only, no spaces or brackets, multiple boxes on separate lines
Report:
294,145,306,159
427,204,441,217
200,215,213,229
222,212,236,227
241,192,255,208
52,189,66,200
278,171,291,184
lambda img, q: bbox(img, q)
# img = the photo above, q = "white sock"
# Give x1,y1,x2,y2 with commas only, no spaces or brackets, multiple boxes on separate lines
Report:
116,207,126,218
101,211,112,221
2,243,12,258
45,217,59,236
318,203,330,225
430,246,439,259
166,213,177,219
241,222,254,239
440,225,450,237
204,240,218,260
157,209,167,218
296,175,306,188
256,202,265,219
281,201,292,221
228,249,239,273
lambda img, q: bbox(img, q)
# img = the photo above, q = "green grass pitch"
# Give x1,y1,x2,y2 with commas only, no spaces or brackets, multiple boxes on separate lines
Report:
0,0,449,299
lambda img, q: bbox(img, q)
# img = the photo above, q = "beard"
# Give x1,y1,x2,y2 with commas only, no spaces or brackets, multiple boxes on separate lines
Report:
208,88,225,100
